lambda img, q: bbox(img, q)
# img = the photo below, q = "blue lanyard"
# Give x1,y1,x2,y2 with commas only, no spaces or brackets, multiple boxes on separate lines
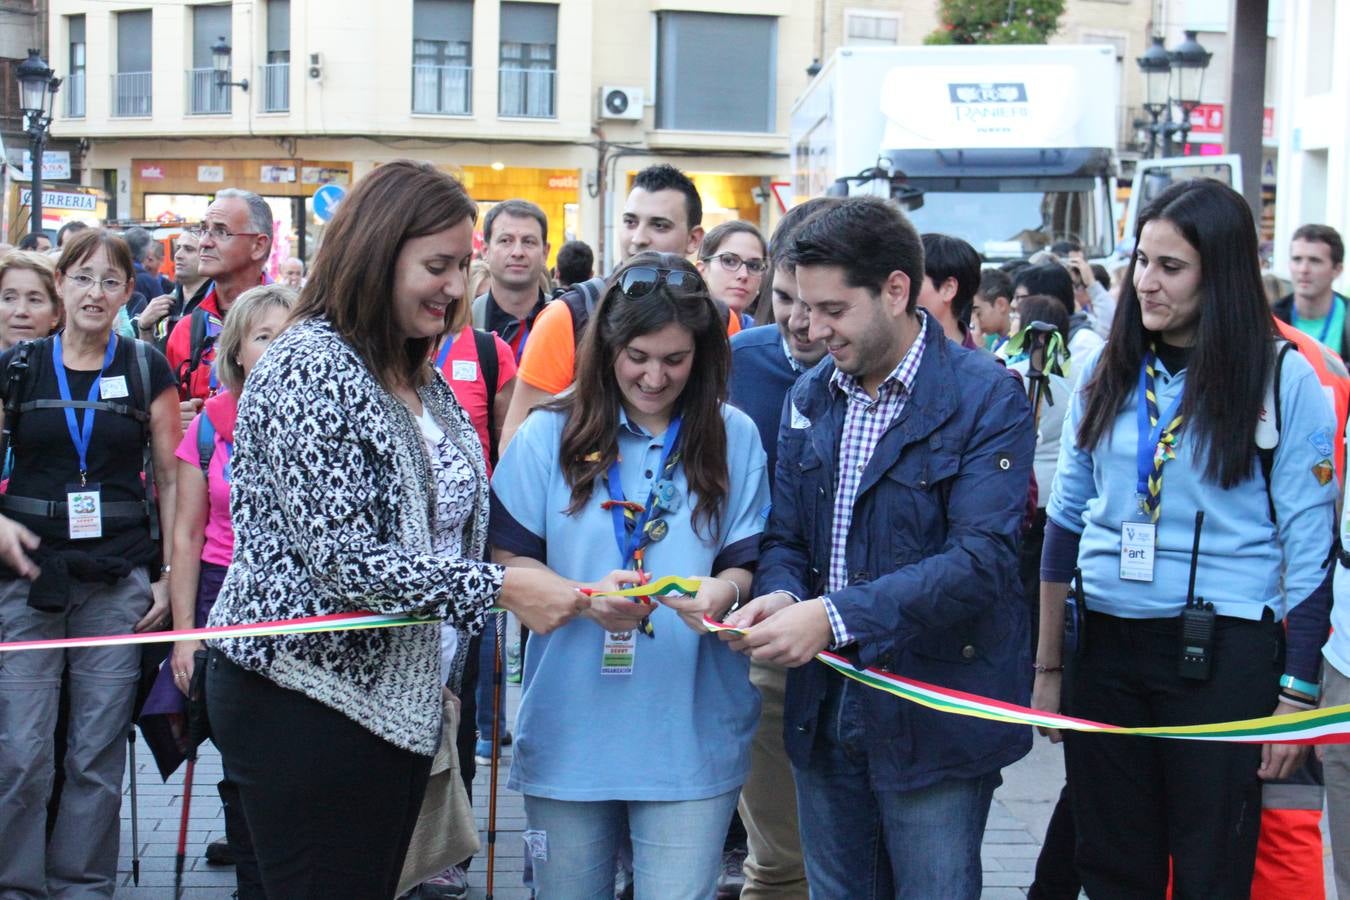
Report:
221,439,233,483
1317,298,1341,345
1135,352,1185,497
992,334,1009,352
52,332,119,484
435,331,458,371
510,319,530,363
605,415,682,565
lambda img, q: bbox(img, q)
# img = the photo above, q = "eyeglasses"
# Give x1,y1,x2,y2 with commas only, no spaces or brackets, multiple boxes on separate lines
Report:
66,274,128,294
702,252,768,276
191,224,265,243
618,267,707,300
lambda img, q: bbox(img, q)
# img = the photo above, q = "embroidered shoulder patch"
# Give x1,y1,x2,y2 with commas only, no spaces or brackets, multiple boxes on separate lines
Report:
1313,458,1335,486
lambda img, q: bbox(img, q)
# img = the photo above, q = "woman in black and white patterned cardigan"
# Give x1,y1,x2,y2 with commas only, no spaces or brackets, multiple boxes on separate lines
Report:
204,160,588,897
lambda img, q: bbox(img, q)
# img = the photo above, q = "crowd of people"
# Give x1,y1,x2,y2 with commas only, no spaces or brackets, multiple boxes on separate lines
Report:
0,158,1348,900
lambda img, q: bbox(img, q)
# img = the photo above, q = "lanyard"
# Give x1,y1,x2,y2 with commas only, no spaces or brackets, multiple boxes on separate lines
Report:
52,332,119,485
1135,350,1184,517
992,334,1009,352
510,319,530,363
604,415,682,568
435,330,459,370
1317,298,1340,345
221,439,233,484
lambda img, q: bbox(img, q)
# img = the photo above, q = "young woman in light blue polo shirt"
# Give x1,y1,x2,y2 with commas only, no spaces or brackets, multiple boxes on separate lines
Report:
1032,179,1337,897
490,251,770,898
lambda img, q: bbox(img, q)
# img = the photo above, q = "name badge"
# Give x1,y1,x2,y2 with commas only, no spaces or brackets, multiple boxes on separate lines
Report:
99,376,129,400
1119,521,1156,582
67,483,102,540
451,360,478,382
601,630,637,675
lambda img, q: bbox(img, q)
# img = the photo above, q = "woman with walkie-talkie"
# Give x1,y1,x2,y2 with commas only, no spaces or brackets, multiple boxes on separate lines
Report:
1030,178,1337,899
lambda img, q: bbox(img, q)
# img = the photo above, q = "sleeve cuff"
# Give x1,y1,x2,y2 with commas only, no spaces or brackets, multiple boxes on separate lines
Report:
488,492,546,563
713,534,760,574
820,596,854,649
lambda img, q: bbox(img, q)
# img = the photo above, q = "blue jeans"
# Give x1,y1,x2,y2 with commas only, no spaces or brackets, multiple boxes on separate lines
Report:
523,790,739,899
793,681,999,900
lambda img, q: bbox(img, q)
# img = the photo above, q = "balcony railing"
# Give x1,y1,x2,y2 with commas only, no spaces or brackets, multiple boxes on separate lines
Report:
498,67,555,118
412,64,472,115
112,71,152,118
65,71,86,118
260,62,289,113
187,68,231,115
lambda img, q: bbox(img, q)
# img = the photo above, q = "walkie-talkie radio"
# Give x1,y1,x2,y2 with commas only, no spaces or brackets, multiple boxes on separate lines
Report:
1178,510,1215,680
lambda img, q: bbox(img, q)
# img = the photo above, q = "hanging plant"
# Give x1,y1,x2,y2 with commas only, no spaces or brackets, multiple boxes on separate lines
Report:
925,0,1067,45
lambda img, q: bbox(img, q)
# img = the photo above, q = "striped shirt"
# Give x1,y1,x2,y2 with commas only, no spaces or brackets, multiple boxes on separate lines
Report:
821,311,929,647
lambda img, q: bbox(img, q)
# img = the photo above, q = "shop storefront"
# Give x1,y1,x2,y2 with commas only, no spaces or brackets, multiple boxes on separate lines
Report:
4,182,108,242
446,164,583,266
131,158,352,272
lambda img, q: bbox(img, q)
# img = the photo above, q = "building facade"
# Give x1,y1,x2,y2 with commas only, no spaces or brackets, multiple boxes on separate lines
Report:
46,0,813,268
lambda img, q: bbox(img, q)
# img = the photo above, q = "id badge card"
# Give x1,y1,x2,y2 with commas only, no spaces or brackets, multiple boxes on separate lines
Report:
1119,513,1156,582
99,376,128,400
601,631,637,675
66,482,102,540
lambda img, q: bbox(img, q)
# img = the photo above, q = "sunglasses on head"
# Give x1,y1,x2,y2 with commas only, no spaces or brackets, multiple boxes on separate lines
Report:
618,267,707,301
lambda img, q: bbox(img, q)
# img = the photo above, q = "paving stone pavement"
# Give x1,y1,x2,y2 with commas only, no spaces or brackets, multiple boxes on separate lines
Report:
110,684,1335,898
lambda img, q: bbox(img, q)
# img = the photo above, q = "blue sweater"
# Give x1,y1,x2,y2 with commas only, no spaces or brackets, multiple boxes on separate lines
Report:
728,325,802,485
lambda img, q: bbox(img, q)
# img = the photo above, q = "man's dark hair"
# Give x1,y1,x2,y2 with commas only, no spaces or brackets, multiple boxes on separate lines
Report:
632,164,702,231
57,220,89,248
123,226,152,262
483,199,548,245
979,268,1013,302
17,233,46,251
1000,259,1031,277
1014,263,1074,310
1292,224,1344,266
1050,239,1082,256
922,232,981,324
555,240,594,286
785,197,924,310
1090,263,1111,291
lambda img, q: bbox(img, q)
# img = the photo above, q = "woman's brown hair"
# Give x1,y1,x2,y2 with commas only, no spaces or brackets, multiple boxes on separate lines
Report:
552,252,731,538
292,159,477,389
56,229,134,284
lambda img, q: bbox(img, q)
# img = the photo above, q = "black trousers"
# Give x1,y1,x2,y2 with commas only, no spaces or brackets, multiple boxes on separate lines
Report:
1063,610,1282,900
206,649,432,899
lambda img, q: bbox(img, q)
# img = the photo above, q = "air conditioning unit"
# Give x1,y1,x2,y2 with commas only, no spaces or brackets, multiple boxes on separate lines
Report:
599,86,643,121
308,53,323,81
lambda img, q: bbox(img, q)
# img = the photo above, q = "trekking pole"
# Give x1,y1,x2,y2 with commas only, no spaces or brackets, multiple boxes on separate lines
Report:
128,727,141,885
175,750,195,899
486,610,506,900
176,651,211,900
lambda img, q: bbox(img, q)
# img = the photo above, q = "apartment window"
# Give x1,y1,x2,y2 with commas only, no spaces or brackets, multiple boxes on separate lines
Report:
263,0,290,112
498,2,557,118
844,10,900,46
67,15,86,118
412,0,473,115
113,10,153,117
656,12,776,133
188,5,233,114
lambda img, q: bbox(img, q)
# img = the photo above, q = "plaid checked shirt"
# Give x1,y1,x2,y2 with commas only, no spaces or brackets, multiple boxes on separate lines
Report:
821,312,929,648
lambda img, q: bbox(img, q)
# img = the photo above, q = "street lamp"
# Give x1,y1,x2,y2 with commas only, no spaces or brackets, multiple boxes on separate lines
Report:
1168,30,1213,151
1135,36,1171,158
15,49,61,240
210,36,249,92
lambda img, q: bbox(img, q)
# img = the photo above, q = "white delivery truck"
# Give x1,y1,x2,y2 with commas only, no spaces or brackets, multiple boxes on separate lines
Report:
790,44,1124,262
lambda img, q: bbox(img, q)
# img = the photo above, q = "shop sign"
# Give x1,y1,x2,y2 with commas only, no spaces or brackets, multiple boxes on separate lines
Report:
302,166,350,185
20,189,97,211
547,174,580,190
19,150,71,180
198,165,225,183
1263,107,1275,140
140,165,166,180
1188,103,1224,135
260,165,296,184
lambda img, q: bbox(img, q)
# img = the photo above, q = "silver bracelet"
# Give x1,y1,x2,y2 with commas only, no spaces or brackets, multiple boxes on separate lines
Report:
725,578,742,613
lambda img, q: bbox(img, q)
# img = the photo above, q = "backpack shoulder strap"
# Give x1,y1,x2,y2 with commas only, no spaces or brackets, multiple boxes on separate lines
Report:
563,276,609,347
472,329,501,466
471,293,490,331
197,411,216,477
1257,339,1296,524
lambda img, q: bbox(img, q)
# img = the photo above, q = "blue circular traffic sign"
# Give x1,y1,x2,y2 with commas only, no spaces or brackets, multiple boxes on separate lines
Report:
312,183,346,222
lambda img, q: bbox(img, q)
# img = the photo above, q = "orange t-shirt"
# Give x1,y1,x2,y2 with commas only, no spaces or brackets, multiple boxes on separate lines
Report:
516,296,743,394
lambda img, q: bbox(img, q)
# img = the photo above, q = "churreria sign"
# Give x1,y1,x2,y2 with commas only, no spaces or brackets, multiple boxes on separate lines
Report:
947,82,1030,124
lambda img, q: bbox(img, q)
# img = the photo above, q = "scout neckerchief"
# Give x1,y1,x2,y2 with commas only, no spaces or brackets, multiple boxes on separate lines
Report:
1136,346,1185,523
601,414,683,637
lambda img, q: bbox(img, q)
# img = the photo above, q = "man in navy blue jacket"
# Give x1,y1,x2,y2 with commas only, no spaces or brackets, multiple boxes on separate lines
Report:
722,197,1036,899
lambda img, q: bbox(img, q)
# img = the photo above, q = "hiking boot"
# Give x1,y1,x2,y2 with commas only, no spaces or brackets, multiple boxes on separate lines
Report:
204,838,235,866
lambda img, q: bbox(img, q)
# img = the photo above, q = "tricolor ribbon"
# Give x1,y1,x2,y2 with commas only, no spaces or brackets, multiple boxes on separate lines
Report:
6,574,1348,743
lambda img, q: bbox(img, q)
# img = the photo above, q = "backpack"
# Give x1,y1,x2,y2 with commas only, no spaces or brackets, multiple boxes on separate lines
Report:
472,329,501,466
1255,339,1296,524
560,275,733,346
178,306,222,396
0,336,161,540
